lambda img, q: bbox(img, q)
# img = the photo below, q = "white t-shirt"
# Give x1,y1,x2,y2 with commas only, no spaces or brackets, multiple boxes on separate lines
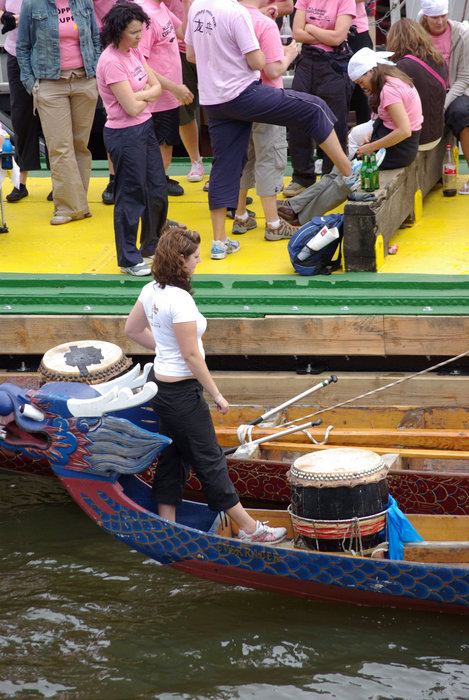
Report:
138,281,207,377
184,0,260,105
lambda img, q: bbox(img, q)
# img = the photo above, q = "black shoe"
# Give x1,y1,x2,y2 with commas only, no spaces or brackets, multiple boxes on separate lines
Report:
246,196,253,205
166,176,184,196
47,190,53,201
6,185,28,202
102,178,115,204
226,207,255,220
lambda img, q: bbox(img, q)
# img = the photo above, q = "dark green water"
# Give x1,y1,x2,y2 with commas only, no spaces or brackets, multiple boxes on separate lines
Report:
1,473,469,700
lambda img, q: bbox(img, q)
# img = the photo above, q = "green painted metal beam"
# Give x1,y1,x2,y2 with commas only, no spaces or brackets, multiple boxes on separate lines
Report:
0,273,468,316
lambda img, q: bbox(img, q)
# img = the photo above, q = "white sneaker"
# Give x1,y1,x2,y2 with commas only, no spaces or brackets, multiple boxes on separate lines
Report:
120,262,151,276
375,147,386,168
210,237,241,260
239,520,287,545
343,158,362,191
187,158,204,182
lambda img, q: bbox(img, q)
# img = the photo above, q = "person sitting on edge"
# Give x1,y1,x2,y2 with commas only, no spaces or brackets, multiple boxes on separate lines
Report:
184,0,353,261
125,227,287,544
418,0,469,195
278,46,423,226
231,0,300,242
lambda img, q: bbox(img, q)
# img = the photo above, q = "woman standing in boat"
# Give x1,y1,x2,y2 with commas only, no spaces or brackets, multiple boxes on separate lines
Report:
97,0,168,276
125,227,286,544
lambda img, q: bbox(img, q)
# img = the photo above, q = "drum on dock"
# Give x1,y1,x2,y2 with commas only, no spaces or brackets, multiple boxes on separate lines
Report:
38,340,132,384
287,448,389,554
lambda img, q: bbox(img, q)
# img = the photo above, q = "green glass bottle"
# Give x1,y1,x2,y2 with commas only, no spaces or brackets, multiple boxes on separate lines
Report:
360,154,368,190
370,152,379,190
363,154,372,192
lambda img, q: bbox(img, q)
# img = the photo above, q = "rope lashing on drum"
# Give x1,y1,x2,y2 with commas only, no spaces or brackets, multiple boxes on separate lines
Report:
237,422,335,445
276,349,469,431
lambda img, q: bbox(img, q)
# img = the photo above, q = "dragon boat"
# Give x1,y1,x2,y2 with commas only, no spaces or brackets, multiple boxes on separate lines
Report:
2,369,468,615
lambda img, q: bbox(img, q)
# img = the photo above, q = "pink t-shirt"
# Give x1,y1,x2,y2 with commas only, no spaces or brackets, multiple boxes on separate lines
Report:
185,0,260,105
164,0,186,54
56,0,84,69
137,0,182,112
92,0,116,29
96,45,151,128
294,0,356,52
352,1,369,34
430,25,451,88
245,6,284,89
378,76,423,132
0,0,22,56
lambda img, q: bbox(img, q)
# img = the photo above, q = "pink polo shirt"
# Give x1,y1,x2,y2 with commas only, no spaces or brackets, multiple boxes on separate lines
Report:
294,0,356,52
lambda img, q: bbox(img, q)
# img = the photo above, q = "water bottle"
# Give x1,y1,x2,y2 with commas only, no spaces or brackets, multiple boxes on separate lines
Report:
297,226,339,260
442,144,457,197
1,134,13,170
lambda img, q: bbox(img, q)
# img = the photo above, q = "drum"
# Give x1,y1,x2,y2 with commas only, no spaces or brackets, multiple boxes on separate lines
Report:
38,340,132,385
287,448,389,553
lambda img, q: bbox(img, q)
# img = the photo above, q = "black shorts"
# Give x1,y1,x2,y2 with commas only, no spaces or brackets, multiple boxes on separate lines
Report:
151,107,180,146
445,94,469,139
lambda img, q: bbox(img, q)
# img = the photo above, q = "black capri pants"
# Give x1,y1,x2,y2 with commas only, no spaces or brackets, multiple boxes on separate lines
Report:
150,378,239,512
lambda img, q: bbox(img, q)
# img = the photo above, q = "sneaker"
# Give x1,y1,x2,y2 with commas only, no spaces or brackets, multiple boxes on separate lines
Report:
6,184,28,202
163,218,187,233
120,262,152,276
203,179,210,192
232,214,257,235
375,147,386,168
210,237,241,260
187,158,204,182
277,200,300,225
238,520,287,544
227,206,255,220
283,181,306,198
102,178,115,204
343,159,362,191
47,190,53,201
166,176,184,196
265,218,299,241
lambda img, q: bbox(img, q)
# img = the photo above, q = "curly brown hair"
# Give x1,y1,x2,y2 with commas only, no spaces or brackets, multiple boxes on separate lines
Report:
387,18,445,65
366,63,415,113
151,228,201,294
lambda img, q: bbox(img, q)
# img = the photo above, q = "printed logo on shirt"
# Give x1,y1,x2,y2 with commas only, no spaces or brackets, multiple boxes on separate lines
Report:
161,19,176,40
57,5,75,24
192,9,217,35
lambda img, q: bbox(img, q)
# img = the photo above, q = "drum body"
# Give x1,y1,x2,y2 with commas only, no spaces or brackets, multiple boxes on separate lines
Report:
287,448,389,553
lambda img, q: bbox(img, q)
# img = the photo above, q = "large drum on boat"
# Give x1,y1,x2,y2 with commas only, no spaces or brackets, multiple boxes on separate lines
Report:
38,340,132,385
287,448,389,553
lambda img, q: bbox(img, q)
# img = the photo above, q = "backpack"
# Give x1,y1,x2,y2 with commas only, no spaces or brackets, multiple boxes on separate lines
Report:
287,213,344,276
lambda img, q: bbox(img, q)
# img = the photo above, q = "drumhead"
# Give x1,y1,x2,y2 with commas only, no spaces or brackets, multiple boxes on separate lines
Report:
38,340,132,385
288,447,388,486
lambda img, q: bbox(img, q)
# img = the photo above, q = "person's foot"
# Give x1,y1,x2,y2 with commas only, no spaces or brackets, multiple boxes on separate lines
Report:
120,262,152,276
264,218,299,241
238,520,287,544
50,214,72,225
6,184,28,202
47,190,53,201
343,159,363,191
232,214,257,235
283,181,306,198
210,237,241,260
187,158,204,182
163,219,187,232
203,179,210,192
276,200,300,225
102,178,115,204
166,176,184,196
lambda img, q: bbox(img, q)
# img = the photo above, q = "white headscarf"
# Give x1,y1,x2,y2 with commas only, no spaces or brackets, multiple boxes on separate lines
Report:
419,0,449,17
347,47,395,82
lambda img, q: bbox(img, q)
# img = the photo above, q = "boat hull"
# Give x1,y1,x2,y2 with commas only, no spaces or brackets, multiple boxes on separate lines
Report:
53,468,469,615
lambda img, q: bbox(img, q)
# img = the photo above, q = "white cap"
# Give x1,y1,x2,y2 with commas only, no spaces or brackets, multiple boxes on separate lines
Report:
347,47,395,82
420,0,449,16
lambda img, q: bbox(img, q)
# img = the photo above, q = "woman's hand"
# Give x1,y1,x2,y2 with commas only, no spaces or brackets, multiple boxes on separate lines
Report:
213,393,229,415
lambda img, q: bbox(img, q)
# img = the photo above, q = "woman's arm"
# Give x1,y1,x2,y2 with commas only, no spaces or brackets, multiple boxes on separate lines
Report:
174,0,191,41
293,11,352,47
263,41,300,80
173,321,229,414
149,69,194,105
111,63,161,117
357,102,412,156
125,301,156,351
16,1,35,94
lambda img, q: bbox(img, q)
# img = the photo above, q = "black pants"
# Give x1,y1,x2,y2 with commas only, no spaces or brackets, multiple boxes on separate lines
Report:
150,378,239,512
6,52,43,171
348,30,373,125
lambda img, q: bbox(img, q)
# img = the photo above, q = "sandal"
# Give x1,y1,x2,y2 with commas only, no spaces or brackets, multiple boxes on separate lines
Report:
458,181,469,195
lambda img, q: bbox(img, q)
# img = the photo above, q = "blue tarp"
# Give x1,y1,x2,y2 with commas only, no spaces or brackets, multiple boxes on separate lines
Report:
385,495,424,560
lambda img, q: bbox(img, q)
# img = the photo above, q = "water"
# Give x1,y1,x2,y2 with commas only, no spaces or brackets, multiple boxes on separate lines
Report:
1,473,469,700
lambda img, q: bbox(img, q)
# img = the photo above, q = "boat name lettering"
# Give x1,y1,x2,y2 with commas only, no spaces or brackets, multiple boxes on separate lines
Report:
216,541,280,563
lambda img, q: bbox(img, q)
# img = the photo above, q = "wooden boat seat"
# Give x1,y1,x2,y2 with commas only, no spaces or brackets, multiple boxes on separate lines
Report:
404,541,469,564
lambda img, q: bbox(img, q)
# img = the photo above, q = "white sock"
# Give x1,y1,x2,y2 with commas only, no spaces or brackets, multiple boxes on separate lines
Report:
237,211,249,222
267,218,280,229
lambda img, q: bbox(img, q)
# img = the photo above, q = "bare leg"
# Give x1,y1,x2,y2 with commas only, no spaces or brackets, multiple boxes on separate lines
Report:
235,188,248,217
20,169,28,186
179,118,201,163
158,503,176,521
211,208,227,242
260,194,279,224
159,142,173,172
318,131,351,177
226,502,257,534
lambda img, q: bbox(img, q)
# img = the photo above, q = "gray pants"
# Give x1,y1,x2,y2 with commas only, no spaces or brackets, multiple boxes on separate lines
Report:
289,166,351,225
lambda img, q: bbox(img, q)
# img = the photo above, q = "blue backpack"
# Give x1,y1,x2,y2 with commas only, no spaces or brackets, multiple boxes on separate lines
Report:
288,213,344,276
